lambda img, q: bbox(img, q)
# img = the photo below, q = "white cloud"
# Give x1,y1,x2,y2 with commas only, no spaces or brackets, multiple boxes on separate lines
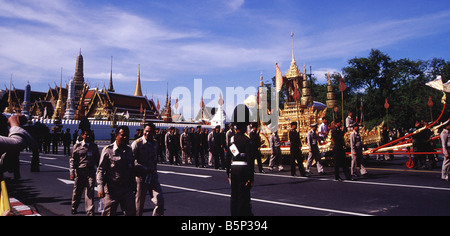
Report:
227,0,245,11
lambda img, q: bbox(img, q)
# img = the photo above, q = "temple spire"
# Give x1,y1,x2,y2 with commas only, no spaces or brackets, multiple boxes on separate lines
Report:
291,31,295,62
52,68,64,119
108,56,115,92
134,64,143,97
286,31,301,79
73,50,85,109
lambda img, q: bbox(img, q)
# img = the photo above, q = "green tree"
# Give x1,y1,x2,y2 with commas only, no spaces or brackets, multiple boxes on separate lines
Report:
342,49,449,129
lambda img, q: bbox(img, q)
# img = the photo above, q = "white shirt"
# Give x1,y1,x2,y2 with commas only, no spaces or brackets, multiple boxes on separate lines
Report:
318,123,328,138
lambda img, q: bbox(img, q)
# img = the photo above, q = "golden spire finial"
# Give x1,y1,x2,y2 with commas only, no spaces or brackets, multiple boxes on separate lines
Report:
291,31,295,62
134,64,143,97
286,32,302,79
108,56,115,92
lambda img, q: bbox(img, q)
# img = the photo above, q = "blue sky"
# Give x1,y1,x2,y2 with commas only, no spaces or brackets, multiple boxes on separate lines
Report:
1,0,450,118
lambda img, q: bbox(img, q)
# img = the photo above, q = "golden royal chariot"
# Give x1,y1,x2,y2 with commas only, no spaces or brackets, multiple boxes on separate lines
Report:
254,50,384,163
256,54,447,167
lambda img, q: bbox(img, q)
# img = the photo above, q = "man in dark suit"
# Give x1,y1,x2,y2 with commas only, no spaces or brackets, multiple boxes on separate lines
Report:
249,123,264,173
332,120,352,181
289,122,306,177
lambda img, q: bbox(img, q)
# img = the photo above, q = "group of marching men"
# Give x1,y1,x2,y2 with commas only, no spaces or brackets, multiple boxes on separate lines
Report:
70,124,164,216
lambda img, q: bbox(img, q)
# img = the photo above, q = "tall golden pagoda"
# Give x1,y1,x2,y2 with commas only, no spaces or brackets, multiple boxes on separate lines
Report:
52,68,65,120
134,64,143,97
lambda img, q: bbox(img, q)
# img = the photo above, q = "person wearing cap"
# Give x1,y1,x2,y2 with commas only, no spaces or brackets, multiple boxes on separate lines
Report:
70,129,100,216
350,124,368,177
228,105,253,216
306,123,325,175
289,122,306,177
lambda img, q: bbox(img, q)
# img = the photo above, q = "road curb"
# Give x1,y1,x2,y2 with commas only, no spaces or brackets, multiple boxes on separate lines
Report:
9,198,41,216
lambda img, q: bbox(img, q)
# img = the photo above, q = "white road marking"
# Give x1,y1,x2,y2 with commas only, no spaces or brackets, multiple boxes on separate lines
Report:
57,178,74,185
20,160,70,170
21,160,450,192
158,171,212,179
162,164,450,192
57,178,100,191
161,184,373,216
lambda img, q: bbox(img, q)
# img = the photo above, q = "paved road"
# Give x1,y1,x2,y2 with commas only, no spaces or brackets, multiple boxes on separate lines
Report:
4,145,450,216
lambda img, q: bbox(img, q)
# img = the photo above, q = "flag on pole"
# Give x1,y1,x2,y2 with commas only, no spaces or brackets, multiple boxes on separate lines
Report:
275,63,283,93
444,80,450,93
339,75,347,92
200,96,205,109
218,93,224,106
426,76,444,91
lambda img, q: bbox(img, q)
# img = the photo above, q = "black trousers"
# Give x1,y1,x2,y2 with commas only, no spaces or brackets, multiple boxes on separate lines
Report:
290,150,306,176
230,165,253,216
334,148,351,179
193,148,205,167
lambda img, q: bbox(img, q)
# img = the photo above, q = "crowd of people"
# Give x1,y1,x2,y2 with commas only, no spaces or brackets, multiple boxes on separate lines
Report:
133,124,264,174
70,123,164,216
2,108,450,216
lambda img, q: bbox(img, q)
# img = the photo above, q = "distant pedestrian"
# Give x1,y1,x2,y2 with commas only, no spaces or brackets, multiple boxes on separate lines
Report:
212,126,223,169
72,129,79,146
52,129,59,154
249,123,264,173
345,111,355,132
193,126,205,168
350,124,368,177
180,128,191,165
110,130,115,144
331,120,352,181
63,128,71,156
318,118,328,142
202,128,209,166
207,128,214,167
289,122,306,176
412,121,429,169
440,123,450,182
225,124,235,173
306,123,324,175
268,130,283,172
